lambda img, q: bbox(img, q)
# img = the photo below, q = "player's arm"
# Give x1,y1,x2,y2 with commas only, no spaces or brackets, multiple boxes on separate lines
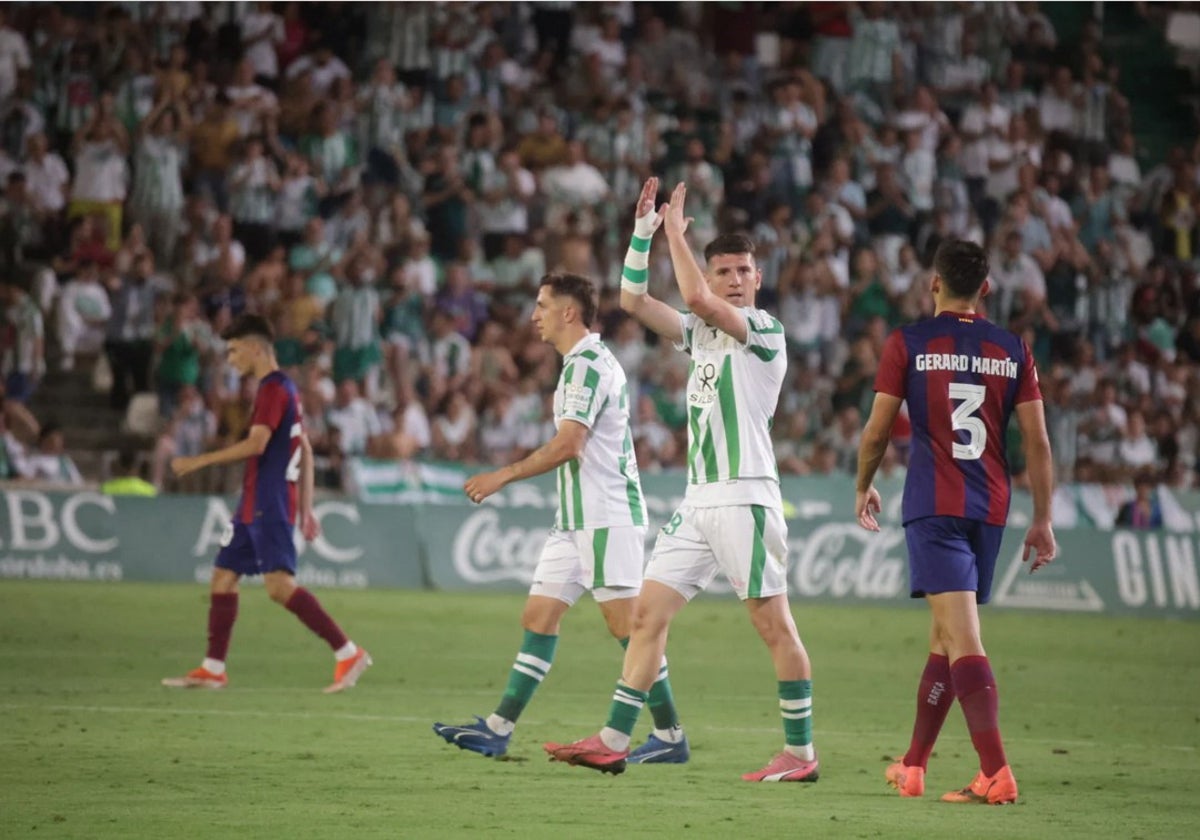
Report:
172,425,271,477
620,177,683,343
464,420,588,503
297,432,321,540
663,181,749,344
855,329,908,531
1015,398,1056,572
855,393,903,531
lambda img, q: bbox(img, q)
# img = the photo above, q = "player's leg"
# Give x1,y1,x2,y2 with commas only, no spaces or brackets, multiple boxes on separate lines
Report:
435,530,582,755
163,523,252,688
928,521,1017,805
592,526,689,763
598,581,688,752
698,504,818,782
888,520,960,796
740,592,819,782
545,510,710,772
257,522,370,693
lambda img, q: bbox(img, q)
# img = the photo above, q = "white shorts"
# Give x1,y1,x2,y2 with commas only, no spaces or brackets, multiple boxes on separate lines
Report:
529,525,647,606
646,504,789,601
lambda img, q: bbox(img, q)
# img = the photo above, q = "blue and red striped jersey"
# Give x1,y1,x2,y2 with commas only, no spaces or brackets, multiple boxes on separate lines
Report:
237,371,302,525
875,311,1042,526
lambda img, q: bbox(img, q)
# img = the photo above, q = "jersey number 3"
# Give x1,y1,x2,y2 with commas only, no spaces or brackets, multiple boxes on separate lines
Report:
286,423,302,482
948,383,986,460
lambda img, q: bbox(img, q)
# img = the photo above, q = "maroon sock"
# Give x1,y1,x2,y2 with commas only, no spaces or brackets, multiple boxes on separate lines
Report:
206,593,238,662
284,587,349,651
951,655,1007,777
901,653,953,768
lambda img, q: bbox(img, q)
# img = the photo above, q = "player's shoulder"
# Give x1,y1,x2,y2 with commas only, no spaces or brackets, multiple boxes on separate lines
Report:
745,307,784,335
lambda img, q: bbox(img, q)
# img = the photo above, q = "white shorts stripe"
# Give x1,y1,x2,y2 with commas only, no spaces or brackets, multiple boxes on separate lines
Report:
512,664,545,682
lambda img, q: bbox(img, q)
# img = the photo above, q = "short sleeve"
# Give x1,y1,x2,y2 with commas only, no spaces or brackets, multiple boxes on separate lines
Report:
673,311,699,353
1015,341,1043,404
874,329,908,398
744,308,786,361
559,360,604,429
251,380,289,432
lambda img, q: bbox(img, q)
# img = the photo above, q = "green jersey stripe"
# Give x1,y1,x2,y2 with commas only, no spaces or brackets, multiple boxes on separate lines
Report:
577,349,600,362
750,317,784,334
687,405,703,483
619,454,645,526
592,527,609,587
570,459,584,528
582,365,601,415
717,355,740,477
748,505,767,598
699,421,719,481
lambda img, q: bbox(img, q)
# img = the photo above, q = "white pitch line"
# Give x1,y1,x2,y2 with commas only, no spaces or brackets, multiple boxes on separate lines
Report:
0,703,1194,754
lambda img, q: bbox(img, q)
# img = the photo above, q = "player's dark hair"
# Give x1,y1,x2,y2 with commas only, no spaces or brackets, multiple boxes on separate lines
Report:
704,233,756,262
540,273,596,327
933,239,990,300
222,313,275,343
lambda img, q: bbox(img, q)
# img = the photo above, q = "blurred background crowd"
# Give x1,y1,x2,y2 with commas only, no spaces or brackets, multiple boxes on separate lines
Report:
1,1,1200,502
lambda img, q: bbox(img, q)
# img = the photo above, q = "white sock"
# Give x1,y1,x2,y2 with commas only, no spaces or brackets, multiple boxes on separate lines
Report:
784,743,816,761
202,658,226,675
600,727,631,752
653,726,684,744
334,641,358,662
485,714,515,736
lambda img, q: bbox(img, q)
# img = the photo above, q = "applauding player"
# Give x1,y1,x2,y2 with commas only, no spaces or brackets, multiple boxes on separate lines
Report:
855,239,1056,804
544,180,820,782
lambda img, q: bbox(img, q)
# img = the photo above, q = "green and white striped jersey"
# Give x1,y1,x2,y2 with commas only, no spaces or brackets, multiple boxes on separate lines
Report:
676,308,787,507
554,333,647,531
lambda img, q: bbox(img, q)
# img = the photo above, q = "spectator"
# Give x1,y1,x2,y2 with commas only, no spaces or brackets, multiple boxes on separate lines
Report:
330,254,383,393
155,292,210,419
1115,471,1163,529
326,378,382,457
228,135,280,261
0,280,43,402
68,93,129,251
104,257,157,411
129,96,190,266
101,448,157,496
56,258,111,371
24,422,82,484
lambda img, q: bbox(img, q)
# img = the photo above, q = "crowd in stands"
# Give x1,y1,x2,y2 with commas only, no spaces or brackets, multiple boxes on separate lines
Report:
0,1,1198,497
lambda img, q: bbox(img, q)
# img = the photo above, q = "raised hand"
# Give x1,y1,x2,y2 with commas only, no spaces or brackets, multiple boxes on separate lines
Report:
634,177,667,235
663,181,693,237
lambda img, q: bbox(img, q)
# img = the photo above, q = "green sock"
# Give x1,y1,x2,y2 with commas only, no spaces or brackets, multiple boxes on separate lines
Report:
604,680,649,736
619,637,680,730
494,630,558,723
778,679,813,747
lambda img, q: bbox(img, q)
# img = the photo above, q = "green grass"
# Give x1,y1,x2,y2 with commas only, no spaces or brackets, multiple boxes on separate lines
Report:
1,582,1197,839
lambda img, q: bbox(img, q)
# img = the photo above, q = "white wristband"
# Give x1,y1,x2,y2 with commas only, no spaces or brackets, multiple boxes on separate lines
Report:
633,210,659,239
621,233,651,294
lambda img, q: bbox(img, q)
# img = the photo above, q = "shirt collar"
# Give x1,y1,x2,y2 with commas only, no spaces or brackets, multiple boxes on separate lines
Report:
564,332,601,359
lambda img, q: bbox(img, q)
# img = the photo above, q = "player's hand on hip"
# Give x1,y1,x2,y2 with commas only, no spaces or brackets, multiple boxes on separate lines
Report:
300,509,321,541
464,471,504,505
1022,520,1057,573
663,182,693,237
855,486,882,532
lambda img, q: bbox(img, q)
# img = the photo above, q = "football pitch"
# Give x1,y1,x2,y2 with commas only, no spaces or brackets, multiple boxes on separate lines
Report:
1,582,1197,839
